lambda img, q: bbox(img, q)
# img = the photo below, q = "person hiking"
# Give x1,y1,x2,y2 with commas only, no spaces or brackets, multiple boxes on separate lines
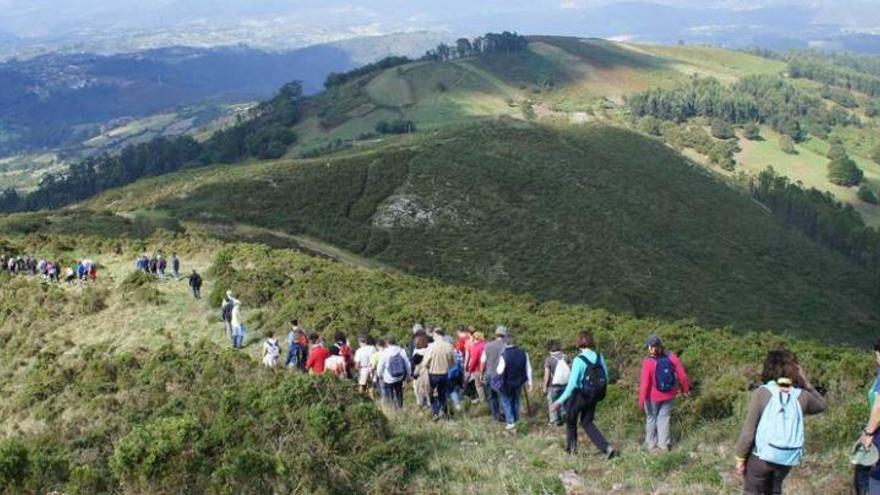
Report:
735,349,826,495
285,320,308,371
466,331,487,403
263,332,280,368
496,333,533,431
354,335,378,394
172,253,180,280
856,337,880,495
552,331,617,459
221,292,234,338
639,335,691,451
423,328,456,420
411,332,431,409
480,326,509,423
371,338,387,401
305,333,330,375
334,331,355,380
157,255,167,280
376,334,411,408
324,346,348,378
230,295,245,349
447,343,465,414
188,270,202,299
544,340,569,427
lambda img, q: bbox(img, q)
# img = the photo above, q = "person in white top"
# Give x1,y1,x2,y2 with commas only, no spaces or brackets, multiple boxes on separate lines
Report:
263,333,280,368
376,335,412,408
354,335,377,393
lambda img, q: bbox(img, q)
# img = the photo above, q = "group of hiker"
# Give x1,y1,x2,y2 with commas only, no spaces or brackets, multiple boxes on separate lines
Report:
134,253,180,280
215,290,880,495
1,254,97,283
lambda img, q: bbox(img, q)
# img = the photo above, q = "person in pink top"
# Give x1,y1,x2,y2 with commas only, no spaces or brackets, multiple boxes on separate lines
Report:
638,334,690,451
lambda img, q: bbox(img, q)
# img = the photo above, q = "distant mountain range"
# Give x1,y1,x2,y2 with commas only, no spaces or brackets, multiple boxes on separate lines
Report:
1,1,879,58
0,32,445,157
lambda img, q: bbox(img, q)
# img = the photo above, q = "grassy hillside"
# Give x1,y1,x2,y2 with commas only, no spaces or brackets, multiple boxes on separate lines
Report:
291,36,880,228
0,233,871,494
69,120,880,341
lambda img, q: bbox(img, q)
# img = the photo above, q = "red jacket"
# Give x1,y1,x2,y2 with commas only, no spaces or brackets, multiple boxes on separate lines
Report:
638,352,690,409
306,345,330,375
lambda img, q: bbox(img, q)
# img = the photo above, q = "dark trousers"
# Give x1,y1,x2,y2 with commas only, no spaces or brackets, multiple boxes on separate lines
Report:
383,381,404,408
191,286,201,299
744,455,792,495
484,381,502,422
855,465,870,495
565,392,609,454
430,374,449,416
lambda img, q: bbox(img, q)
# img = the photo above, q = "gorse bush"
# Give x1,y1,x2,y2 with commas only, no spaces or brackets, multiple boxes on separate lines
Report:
0,341,421,495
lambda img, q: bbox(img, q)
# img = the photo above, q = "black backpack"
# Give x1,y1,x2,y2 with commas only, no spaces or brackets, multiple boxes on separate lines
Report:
576,353,607,402
221,301,233,322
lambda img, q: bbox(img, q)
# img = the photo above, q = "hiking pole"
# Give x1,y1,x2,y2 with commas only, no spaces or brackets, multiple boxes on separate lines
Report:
523,387,534,419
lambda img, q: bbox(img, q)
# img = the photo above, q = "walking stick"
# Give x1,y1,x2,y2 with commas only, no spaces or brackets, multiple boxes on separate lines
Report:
523,387,534,419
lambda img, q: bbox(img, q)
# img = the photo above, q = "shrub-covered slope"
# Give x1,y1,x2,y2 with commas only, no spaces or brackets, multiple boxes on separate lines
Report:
79,121,879,340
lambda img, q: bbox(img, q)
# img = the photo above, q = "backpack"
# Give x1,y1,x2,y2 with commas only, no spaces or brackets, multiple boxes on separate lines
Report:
448,349,464,382
388,352,408,380
754,381,804,466
551,357,570,386
654,354,677,393
221,301,233,322
577,353,607,402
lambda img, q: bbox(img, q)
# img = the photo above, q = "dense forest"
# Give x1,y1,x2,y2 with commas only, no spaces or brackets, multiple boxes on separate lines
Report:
750,167,880,269
627,75,859,141
0,82,305,213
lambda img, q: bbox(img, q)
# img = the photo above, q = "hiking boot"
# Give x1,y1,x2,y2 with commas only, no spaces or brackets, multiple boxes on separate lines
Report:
606,447,619,460
432,414,441,422
505,423,516,431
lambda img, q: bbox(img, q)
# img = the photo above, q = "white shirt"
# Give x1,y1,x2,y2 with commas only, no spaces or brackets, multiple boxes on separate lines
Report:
496,347,534,387
354,345,377,369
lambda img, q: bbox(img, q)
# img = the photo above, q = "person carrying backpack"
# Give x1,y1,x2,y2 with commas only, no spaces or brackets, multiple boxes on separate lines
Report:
544,340,569,427
220,293,234,338
551,331,617,458
496,333,533,431
172,254,180,280
447,345,465,414
735,350,826,495
638,335,690,451
263,332,280,368
376,334,411,409
230,298,245,349
354,335,378,394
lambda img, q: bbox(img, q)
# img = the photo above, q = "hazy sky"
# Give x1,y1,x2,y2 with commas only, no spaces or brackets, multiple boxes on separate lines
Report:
0,0,877,44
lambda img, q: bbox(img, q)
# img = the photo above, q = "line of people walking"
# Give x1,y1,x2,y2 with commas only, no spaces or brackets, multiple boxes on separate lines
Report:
1,254,98,283
218,292,869,495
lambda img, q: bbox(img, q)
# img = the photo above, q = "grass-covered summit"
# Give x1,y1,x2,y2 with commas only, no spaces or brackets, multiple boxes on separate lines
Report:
65,120,879,341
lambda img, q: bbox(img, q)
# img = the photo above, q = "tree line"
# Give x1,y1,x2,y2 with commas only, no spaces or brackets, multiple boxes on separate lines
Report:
788,57,880,98
627,75,859,141
750,167,880,269
322,32,529,89
0,82,306,213
422,31,529,61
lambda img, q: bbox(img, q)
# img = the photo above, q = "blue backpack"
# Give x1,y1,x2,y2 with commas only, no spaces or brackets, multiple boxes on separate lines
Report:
388,353,408,380
654,354,677,393
754,381,804,466
448,350,464,382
